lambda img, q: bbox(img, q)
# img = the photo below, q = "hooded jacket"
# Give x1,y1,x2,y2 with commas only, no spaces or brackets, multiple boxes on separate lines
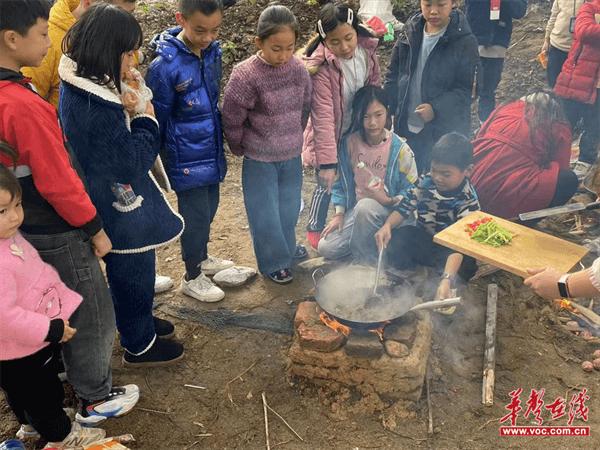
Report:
301,36,381,169
554,0,600,104
21,0,79,107
0,68,102,237
465,0,528,49
383,9,479,139
470,99,572,219
146,27,226,192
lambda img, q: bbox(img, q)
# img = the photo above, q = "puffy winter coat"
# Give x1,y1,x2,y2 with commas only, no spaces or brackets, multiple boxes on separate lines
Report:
146,28,226,192
383,10,479,139
301,36,380,168
465,0,528,48
554,0,600,104
58,56,184,253
470,100,572,219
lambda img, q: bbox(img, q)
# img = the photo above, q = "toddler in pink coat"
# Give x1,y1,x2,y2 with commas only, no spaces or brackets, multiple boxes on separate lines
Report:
0,144,105,447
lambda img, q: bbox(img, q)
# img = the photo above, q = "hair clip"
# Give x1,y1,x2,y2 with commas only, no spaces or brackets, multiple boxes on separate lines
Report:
347,8,354,25
317,19,326,39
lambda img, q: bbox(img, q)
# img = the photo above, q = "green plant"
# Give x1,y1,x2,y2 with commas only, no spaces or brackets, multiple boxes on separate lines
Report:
221,40,239,65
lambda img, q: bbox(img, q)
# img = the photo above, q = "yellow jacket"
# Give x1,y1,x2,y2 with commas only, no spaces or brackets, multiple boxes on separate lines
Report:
22,0,79,107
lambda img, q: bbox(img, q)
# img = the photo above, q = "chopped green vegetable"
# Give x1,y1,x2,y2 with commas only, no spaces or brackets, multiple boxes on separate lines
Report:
470,220,513,247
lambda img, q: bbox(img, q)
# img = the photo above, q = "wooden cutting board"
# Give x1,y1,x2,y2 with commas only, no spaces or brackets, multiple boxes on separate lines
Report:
433,211,588,278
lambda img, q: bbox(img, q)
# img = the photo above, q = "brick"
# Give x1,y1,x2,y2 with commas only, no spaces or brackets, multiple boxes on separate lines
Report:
297,322,345,352
294,301,320,329
383,321,415,344
345,333,384,359
384,340,409,358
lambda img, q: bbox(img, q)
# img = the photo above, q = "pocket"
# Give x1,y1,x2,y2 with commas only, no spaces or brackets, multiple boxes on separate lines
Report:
37,244,79,291
35,286,61,319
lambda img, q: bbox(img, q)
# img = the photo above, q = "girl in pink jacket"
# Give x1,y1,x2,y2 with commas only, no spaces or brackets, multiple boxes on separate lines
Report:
301,2,381,249
0,145,104,446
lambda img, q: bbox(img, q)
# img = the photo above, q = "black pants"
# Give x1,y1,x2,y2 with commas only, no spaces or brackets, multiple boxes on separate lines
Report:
547,45,569,89
405,128,436,175
477,57,505,122
388,225,477,282
562,92,600,165
550,169,579,207
0,346,71,442
176,184,220,279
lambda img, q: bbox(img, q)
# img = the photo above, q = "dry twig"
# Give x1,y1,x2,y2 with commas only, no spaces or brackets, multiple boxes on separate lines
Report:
477,417,499,431
262,392,271,450
138,407,172,415
184,441,199,450
185,384,208,390
266,404,305,442
226,360,260,387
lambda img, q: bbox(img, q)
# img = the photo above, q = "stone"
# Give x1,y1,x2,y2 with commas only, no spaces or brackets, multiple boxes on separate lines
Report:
294,301,321,329
345,333,384,359
383,321,415,344
297,257,329,272
384,340,409,358
213,266,257,287
297,322,345,353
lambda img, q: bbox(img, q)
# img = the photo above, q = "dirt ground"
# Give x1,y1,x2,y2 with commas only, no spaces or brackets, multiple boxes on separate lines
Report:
2,1,600,449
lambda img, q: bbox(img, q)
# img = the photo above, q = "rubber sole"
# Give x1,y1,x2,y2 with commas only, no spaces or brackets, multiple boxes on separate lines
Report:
122,351,185,368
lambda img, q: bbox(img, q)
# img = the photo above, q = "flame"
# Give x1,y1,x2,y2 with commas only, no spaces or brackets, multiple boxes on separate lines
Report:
319,312,351,336
369,325,388,342
554,298,577,312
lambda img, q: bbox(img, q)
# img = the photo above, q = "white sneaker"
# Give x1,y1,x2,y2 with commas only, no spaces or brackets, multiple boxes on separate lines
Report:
181,273,225,302
43,422,105,448
200,255,234,275
16,424,40,441
75,385,139,425
572,161,592,181
154,274,174,293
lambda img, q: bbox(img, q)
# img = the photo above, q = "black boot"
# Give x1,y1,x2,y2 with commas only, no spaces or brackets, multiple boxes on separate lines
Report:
153,316,175,339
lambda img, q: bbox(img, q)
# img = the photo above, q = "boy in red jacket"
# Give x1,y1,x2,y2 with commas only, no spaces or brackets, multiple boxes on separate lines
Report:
0,0,139,435
554,0,600,180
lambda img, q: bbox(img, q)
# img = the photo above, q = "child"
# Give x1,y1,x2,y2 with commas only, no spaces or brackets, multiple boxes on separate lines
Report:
554,0,600,180
58,4,185,366
22,0,137,108
541,0,585,88
465,0,528,122
375,133,479,305
222,5,311,284
301,2,381,250
318,86,418,265
471,93,577,219
146,0,234,302
0,147,106,447
0,0,139,427
383,0,479,173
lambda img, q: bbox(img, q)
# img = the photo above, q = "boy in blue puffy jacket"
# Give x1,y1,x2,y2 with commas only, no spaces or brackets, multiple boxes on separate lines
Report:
146,0,234,303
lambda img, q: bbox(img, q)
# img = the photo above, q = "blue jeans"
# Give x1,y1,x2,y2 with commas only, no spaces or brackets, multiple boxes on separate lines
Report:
477,57,505,122
176,184,220,280
242,156,302,274
103,251,156,354
23,230,114,402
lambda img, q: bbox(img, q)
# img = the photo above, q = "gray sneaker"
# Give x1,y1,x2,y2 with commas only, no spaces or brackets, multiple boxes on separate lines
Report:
181,273,225,302
200,255,234,275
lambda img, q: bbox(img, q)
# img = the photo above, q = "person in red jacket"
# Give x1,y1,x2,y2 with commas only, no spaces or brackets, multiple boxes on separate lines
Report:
470,93,578,220
554,0,600,180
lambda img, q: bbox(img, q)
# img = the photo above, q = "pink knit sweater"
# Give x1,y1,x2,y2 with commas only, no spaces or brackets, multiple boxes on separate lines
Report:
0,232,81,360
222,54,312,162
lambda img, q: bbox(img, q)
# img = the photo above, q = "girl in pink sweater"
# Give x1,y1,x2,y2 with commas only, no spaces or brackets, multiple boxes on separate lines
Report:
222,5,311,284
0,145,104,446
301,2,381,249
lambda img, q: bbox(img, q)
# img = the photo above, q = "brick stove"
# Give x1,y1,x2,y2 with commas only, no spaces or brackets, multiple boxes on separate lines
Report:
287,301,432,403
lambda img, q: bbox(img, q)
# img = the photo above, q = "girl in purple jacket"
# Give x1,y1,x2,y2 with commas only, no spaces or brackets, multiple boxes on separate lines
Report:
301,2,381,250
0,144,105,446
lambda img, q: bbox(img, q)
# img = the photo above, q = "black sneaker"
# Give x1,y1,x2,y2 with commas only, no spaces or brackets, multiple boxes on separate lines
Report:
153,316,175,339
267,268,293,285
122,337,184,368
293,244,308,260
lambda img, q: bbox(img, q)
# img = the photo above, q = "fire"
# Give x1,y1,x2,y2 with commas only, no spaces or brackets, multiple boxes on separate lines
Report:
369,325,387,342
555,298,577,312
319,312,351,336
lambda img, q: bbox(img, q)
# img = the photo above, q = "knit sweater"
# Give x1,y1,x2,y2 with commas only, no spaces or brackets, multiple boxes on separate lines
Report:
222,54,312,162
0,232,81,361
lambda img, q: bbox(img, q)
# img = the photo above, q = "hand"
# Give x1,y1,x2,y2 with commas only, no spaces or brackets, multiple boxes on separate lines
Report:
435,278,452,301
318,169,337,194
91,229,112,258
121,90,139,116
144,100,155,117
60,320,77,343
541,39,549,54
415,103,435,123
374,223,392,252
322,214,343,238
365,179,391,206
524,267,562,300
